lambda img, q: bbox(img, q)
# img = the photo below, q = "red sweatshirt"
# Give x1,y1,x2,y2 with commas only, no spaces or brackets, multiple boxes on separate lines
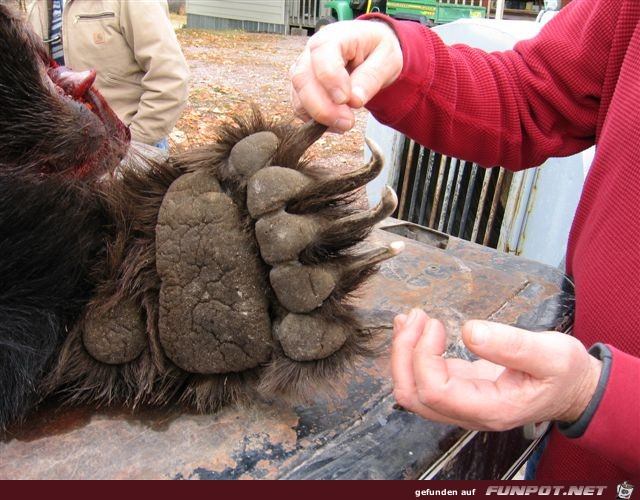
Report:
364,0,639,480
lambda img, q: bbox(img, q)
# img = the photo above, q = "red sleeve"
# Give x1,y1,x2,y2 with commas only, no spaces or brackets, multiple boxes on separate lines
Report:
363,0,621,170
576,346,640,474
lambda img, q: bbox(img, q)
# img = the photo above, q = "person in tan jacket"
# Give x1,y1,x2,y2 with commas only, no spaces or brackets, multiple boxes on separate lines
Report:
19,0,189,149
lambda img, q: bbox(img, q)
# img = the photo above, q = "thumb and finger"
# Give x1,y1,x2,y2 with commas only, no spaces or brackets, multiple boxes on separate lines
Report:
290,20,402,131
289,46,355,131
461,321,578,379
461,321,603,423
393,313,509,426
393,313,561,382
393,313,600,427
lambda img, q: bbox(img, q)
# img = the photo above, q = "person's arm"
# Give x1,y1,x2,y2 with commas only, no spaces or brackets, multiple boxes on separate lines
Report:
291,0,626,169
118,0,189,145
363,0,613,169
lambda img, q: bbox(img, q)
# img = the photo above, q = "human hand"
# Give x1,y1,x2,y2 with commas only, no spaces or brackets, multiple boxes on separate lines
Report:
289,20,403,133
391,309,603,431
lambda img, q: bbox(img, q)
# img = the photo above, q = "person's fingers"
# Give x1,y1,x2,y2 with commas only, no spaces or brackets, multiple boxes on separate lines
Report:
307,33,393,110
391,313,496,426
393,318,597,430
391,309,429,401
290,20,402,130
393,358,508,431
347,38,403,108
391,316,560,430
303,25,356,104
461,321,580,378
395,397,471,428
393,313,408,334
411,317,448,388
289,47,355,130
410,320,504,417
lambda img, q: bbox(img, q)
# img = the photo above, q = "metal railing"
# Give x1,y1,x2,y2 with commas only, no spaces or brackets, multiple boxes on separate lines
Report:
286,0,330,30
393,138,512,248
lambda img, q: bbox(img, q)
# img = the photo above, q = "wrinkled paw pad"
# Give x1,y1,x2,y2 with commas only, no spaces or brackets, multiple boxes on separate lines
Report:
155,169,273,374
83,300,147,365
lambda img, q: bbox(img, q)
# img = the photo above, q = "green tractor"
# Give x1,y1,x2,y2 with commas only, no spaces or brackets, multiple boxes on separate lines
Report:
316,0,386,29
317,0,486,30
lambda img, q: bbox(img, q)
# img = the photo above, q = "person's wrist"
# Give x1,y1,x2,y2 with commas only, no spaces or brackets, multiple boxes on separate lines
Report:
556,343,612,438
559,353,603,423
349,19,402,102
367,17,398,39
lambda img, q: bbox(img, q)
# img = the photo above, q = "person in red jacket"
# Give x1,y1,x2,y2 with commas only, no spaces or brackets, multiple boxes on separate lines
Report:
289,0,639,480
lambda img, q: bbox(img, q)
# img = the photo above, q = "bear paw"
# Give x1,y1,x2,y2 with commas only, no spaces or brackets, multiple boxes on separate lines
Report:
51,113,402,411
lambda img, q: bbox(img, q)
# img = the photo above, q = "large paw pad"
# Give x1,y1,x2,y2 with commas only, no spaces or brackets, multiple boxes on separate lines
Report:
155,170,273,374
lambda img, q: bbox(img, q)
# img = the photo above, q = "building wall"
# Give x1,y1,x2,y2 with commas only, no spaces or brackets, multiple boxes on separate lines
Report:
186,0,286,25
187,13,287,34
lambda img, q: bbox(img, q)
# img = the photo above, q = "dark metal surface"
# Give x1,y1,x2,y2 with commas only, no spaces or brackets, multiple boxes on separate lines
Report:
0,221,574,480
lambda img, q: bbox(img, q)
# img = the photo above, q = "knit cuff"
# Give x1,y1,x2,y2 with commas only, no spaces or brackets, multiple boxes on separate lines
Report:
359,13,436,126
557,343,612,439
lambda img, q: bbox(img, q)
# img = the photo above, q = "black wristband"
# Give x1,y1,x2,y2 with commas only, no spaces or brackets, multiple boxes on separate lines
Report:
557,343,612,438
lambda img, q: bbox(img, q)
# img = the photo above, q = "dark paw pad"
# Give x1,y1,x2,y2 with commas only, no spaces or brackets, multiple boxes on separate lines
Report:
156,170,273,374
83,300,146,365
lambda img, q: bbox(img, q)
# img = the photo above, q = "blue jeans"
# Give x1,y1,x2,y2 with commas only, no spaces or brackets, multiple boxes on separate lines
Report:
154,138,169,151
525,434,550,479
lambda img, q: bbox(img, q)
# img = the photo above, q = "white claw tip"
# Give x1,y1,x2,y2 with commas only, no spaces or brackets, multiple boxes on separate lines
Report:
389,241,405,255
